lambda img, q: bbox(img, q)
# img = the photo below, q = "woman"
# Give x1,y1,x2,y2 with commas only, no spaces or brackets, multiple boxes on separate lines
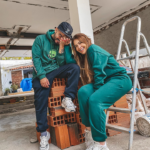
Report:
72,33,132,150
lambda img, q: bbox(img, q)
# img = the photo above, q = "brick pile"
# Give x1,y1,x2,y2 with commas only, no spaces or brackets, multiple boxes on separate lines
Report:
36,78,130,148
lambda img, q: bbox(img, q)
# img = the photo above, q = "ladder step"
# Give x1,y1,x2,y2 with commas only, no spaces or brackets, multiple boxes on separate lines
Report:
117,54,150,61
106,124,130,133
107,107,131,113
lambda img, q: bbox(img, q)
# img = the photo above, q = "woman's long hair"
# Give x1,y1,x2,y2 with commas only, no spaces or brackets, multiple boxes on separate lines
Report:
72,33,94,85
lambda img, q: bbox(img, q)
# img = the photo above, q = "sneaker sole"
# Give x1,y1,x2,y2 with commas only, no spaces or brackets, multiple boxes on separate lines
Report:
40,132,50,150
61,103,76,112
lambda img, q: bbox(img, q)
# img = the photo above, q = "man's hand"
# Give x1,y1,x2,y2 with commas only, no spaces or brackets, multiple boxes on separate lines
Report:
60,37,70,47
40,78,50,88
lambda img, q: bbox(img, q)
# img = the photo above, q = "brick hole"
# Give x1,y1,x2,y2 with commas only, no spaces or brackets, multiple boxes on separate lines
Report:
54,102,57,106
58,102,61,105
72,118,74,121
54,122,57,125
50,98,53,102
61,116,63,119
65,120,67,124
51,103,54,106
61,120,64,124
54,98,57,101
53,117,56,121
58,121,60,125
80,139,82,142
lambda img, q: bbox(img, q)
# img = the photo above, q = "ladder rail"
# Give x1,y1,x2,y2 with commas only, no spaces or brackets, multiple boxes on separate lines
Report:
106,16,150,150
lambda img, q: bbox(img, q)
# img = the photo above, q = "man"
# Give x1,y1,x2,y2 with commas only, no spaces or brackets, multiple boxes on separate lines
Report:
32,22,80,150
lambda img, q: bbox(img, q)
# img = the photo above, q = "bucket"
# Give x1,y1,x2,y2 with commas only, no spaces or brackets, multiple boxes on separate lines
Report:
20,78,32,92
136,113,150,137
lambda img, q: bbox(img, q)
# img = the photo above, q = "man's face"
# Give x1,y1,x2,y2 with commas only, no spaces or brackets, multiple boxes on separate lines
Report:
54,28,68,44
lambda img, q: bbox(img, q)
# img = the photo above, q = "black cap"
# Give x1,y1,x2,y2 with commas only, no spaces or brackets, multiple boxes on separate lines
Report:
57,22,73,39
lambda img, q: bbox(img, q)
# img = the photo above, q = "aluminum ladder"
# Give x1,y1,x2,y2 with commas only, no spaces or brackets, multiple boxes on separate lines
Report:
106,16,150,150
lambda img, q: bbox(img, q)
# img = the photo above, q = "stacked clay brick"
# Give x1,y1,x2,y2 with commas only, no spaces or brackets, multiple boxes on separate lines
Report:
36,78,130,149
107,95,130,136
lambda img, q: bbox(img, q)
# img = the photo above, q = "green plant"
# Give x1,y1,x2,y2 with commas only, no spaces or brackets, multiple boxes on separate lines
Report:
5,88,10,92
11,84,18,91
4,88,10,96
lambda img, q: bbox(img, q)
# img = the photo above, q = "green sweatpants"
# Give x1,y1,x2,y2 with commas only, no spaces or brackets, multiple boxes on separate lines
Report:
78,74,132,142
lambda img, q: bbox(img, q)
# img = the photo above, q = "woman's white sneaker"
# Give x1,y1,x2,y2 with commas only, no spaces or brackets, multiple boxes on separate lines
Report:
62,97,76,112
40,131,50,150
85,129,94,148
86,142,109,150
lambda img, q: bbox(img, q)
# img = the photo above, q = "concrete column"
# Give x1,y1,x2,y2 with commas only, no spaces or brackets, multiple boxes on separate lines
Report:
68,0,94,43
0,61,3,96
22,69,24,79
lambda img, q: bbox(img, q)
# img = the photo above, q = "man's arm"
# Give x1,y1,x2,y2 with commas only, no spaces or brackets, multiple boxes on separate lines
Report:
56,38,76,66
32,37,50,88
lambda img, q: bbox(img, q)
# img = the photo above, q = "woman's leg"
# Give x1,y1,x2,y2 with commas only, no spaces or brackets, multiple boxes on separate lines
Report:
78,83,95,127
88,75,132,142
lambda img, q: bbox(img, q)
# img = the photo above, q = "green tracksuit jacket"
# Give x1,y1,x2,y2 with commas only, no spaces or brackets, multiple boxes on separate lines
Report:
32,30,76,80
87,44,127,91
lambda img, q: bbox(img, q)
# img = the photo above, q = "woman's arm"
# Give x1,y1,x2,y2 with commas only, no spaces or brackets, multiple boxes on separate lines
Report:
88,48,108,91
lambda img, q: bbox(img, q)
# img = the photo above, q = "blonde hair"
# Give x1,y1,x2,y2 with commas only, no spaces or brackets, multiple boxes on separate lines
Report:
72,33,94,85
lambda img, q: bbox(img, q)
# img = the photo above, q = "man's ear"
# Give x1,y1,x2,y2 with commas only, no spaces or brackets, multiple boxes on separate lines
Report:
55,27,58,33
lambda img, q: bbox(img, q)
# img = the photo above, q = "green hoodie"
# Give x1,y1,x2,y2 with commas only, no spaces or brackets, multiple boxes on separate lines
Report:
32,30,76,80
87,44,127,91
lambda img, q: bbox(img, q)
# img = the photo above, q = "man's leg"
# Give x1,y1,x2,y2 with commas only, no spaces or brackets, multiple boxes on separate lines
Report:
33,75,54,150
56,63,80,99
55,64,80,112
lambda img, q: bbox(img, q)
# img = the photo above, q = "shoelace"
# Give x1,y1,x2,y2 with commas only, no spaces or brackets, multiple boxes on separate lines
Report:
40,136,48,147
65,98,76,108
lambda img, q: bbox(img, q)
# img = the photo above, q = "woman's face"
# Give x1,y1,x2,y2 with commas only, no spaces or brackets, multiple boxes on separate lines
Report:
73,39,87,54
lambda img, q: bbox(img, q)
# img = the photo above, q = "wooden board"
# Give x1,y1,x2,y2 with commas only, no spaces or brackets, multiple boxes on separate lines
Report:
8,91,34,96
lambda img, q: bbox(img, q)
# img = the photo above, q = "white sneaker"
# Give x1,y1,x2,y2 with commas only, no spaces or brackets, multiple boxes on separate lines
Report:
86,142,109,150
85,129,94,148
62,97,76,112
40,131,50,150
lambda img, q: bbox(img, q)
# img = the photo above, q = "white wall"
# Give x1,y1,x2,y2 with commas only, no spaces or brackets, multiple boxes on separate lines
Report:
0,60,32,94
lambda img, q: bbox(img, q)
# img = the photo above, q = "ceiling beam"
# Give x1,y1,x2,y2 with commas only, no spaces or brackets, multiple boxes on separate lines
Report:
0,31,42,39
0,45,32,50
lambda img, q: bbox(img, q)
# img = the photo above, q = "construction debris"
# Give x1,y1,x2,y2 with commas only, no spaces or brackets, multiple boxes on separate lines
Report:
35,78,131,148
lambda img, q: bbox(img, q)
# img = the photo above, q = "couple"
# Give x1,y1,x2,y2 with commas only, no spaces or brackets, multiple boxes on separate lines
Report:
32,22,132,150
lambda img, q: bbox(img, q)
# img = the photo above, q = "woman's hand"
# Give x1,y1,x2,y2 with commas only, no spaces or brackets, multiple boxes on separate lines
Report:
40,77,50,88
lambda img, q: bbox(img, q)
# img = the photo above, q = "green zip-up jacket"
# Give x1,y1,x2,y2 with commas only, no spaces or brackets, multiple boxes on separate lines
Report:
32,30,76,80
87,44,127,91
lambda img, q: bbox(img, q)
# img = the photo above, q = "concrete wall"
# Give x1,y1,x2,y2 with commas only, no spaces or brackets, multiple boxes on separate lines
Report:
94,7,150,56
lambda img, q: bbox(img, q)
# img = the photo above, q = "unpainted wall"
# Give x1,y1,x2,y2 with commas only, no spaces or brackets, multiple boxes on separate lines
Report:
94,7,150,56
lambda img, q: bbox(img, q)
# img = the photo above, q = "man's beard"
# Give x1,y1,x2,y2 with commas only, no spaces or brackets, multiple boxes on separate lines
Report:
54,33,60,45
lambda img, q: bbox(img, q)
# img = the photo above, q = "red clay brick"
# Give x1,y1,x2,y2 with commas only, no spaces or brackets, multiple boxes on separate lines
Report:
55,124,70,149
50,91,65,97
50,106,73,117
76,114,82,124
67,123,80,146
49,115,65,127
48,96,62,108
78,123,86,134
79,133,85,144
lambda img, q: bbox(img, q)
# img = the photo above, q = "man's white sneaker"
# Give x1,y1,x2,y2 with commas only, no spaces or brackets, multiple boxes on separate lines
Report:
62,97,76,112
85,129,94,148
86,142,109,150
40,131,50,150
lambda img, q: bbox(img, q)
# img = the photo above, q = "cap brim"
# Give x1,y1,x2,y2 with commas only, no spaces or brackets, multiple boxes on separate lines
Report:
59,29,72,39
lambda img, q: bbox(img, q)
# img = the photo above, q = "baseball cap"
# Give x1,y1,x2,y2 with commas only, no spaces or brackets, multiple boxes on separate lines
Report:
57,22,73,39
